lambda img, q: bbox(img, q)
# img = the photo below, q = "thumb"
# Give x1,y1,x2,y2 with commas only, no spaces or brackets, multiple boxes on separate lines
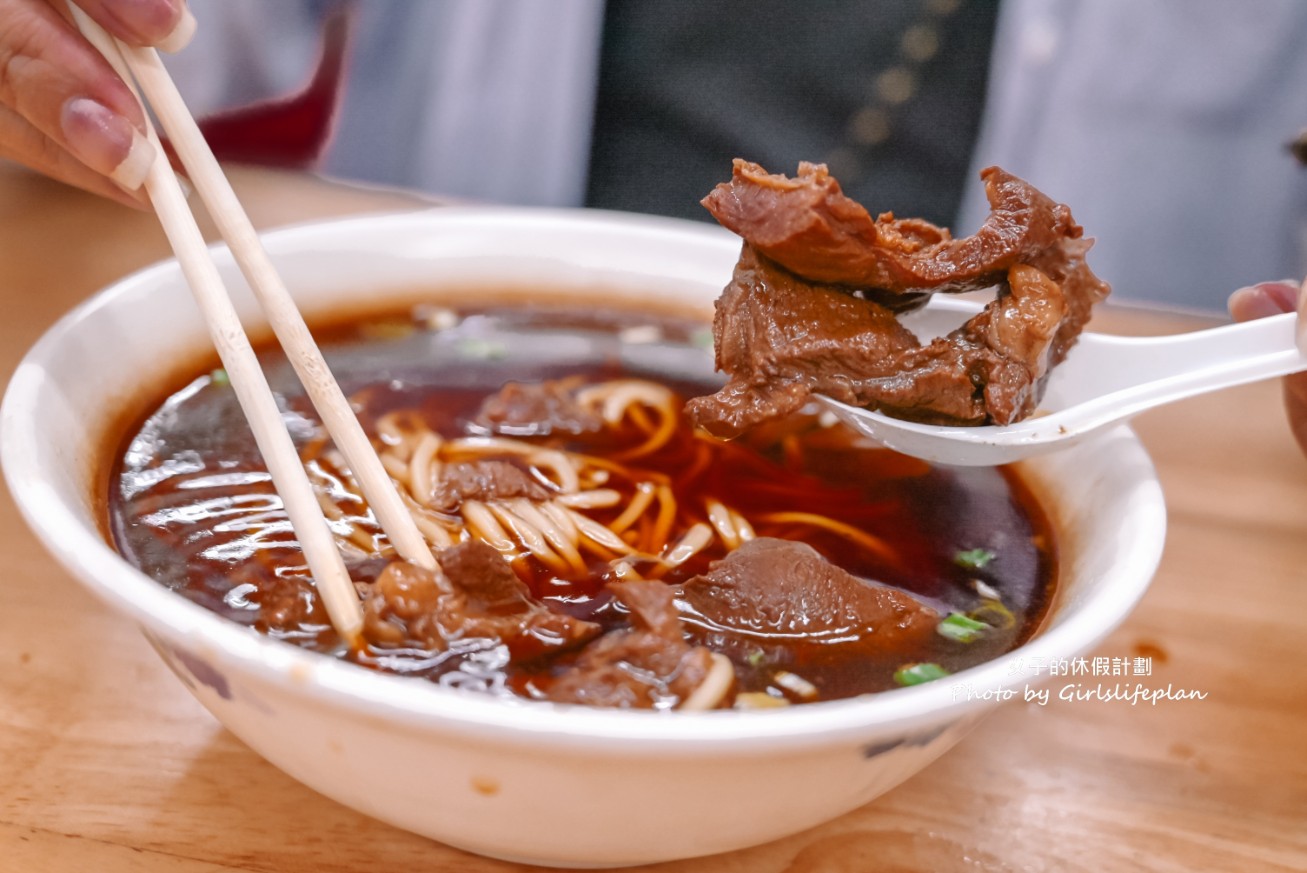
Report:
1228,279,1307,457
1227,280,1300,322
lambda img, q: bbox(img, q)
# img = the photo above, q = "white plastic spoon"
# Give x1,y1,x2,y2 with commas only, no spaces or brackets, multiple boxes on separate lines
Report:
818,298,1307,466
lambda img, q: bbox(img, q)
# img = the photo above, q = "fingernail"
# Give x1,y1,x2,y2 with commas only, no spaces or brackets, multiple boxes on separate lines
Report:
157,5,197,53
61,97,157,191
1230,286,1290,321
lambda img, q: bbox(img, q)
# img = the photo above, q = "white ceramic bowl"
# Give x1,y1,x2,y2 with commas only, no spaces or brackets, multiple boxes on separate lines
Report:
1,209,1166,868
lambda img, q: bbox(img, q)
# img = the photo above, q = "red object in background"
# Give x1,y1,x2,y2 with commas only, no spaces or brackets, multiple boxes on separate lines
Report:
165,4,352,171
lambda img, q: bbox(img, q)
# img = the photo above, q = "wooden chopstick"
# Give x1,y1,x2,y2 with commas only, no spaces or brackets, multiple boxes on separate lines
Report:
111,40,439,574
68,7,377,642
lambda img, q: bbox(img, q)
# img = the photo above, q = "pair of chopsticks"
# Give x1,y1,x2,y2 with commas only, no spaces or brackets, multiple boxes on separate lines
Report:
69,5,436,644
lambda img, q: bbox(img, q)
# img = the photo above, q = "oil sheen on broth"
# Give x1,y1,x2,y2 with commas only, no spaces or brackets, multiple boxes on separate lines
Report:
109,303,1056,709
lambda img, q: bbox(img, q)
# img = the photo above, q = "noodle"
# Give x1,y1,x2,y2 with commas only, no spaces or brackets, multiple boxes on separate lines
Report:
508,498,587,575
648,522,713,579
556,489,622,509
461,500,516,553
608,482,656,536
648,486,677,555
705,499,740,550
753,511,899,565
292,376,919,711
407,432,442,507
487,503,571,575
306,379,905,572
563,507,635,556
680,653,736,711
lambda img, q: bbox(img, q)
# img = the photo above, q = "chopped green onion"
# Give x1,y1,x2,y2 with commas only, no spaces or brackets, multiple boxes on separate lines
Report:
208,368,229,386
954,547,996,571
893,662,950,686
456,338,508,360
744,649,766,668
937,612,988,643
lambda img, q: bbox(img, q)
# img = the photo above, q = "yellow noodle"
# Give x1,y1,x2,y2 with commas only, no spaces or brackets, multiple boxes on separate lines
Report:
487,503,570,575
381,453,410,484
663,522,713,567
314,489,345,521
563,506,635,555
680,653,735,711
705,498,740,550
600,381,674,425
407,431,442,507
583,468,610,487
576,453,670,487
461,500,517,554
439,437,579,494
581,379,680,460
410,511,454,549
648,485,677,553
508,498,587,574
729,508,756,543
611,407,678,460
396,491,456,548
527,449,579,493
610,559,644,581
375,412,408,447
675,439,713,487
647,522,713,580
626,403,655,432
754,511,898,564
540,500,580,540
544,501,618,561
781,434,803,470
555,489,622,509
607,481,656,535
343,523,379,553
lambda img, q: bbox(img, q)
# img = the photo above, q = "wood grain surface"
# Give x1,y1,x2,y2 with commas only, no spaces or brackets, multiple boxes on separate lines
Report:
1,164,1304,873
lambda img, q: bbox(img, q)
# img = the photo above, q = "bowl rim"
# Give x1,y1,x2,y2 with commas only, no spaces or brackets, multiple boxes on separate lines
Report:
1,206,1167,754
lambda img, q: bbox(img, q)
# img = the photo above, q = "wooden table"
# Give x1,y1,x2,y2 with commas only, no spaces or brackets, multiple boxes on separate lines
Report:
1,164,1304,873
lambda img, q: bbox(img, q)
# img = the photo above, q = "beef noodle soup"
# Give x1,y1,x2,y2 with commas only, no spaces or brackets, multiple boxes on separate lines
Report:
109,302,1055,711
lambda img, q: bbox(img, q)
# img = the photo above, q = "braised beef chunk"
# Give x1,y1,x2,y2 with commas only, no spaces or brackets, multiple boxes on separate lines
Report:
361,542,600,659
679,538,937,660
428,459,550,512
546,580,714,709
685,246,917,437
848,262,1073,426
689,162,1110,434
475,380,603,437
436,539,530,610
702,160,1076,299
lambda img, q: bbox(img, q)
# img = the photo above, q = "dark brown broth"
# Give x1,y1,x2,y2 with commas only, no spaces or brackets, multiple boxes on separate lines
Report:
109,304,1056,705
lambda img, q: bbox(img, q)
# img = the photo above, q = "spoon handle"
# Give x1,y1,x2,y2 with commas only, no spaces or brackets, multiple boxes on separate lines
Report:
1065,312,1305,412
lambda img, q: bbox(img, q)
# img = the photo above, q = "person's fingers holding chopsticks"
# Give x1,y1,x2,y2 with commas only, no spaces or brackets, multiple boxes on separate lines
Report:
63,0,194,50
0,0,193,205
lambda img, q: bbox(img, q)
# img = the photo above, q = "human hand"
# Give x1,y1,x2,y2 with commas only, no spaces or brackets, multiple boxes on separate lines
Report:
0,0,194,207
1228,279,1307,457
